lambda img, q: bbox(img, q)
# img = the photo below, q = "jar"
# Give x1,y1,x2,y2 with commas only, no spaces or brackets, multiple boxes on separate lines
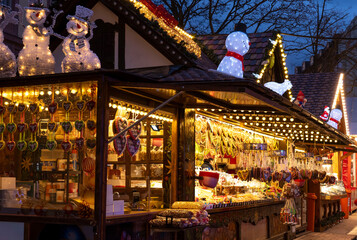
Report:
57,159,67,171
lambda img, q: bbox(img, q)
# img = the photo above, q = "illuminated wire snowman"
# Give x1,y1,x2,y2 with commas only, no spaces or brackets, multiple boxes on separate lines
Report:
16,1,61,76
61,5,101,73
217,23,250,78
0,4,17,77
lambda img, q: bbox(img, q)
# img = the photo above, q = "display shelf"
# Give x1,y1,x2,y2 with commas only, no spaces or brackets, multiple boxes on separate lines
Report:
36,171,81,174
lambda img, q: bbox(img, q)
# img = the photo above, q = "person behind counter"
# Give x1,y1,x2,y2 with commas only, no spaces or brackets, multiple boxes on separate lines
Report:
201,158,214,170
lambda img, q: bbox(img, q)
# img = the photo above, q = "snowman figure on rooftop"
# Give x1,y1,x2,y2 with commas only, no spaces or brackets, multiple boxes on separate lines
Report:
217,23,250,78
61,5,101,73
0,3,18,77
16,0,59,76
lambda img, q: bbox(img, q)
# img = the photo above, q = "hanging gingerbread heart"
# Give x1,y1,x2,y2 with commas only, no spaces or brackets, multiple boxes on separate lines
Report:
0,123,5,134
113,117,127,134
75,137,85,150
17,140,27,152
47,122,57,132
0,140,5,151
114,136,127,156
127,119,142,140
17,123,27,133
28,141,38,152
61,121,73,133
82,155,95,174
17,103,27,113
126,136,140,157
29,123,38,133
86,138,96,149
6,141,15,152
6,104,16,114
62,101,73,112
29,103,38,113
0,106,5,115
86,100,96,111
86,120,96,131
75,100,86,111
61,141,72,152
46,140,57,151
75,120,85,131
48,102,58,114
6,122,16,133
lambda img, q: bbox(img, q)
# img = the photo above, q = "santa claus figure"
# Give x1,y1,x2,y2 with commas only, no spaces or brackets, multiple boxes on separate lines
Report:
320,106,330,121
294,91,307,108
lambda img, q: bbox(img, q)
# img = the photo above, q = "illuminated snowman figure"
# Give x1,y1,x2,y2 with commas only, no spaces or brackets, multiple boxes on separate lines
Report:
0,4,17,77
327,108,342,129
61,5,101,73
217,23,250,78
16,1,57,76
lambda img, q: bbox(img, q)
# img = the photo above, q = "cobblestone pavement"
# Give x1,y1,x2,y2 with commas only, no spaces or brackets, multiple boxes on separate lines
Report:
296,213,357,240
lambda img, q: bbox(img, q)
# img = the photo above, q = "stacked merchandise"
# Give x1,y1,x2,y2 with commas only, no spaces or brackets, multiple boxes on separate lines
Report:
150,201,209,228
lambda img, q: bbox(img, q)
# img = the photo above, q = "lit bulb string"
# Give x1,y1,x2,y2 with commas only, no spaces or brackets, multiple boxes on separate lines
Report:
196,113,284,141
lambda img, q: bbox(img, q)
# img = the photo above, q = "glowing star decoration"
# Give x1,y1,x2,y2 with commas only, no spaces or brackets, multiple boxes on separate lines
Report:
320,106,330,121
61,5,101,73
326,108,342,129
0,4,17,77
264,79,292,96
217,23,250,78
16,1,59,76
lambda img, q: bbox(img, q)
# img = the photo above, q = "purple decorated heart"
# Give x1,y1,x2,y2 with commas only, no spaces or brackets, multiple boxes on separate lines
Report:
61,141,72,152
86,100,96,111
127,119,142,140
6,122,16,133
114,136,126,156
0,140,5,151
48,102,58,114
62,101,72,112
75,120,85,131
6,141,15,152
61,121,72,133
75,137,84,150
75,100,86,111
7,104,16,114
28,141,38,152
0,106,5,115
86,120,96,131
0,123,5,134
17,140,27,151
47,122,57,132
29,103,38,113
86,138,96,149
29,123,38,133
17,123,27,133
126,136,140,157
17,103,27,113
46,140,57,150
112,117,127,134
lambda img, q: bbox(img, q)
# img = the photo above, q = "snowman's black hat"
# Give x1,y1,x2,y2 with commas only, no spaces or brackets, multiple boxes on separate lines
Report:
234,23,247,33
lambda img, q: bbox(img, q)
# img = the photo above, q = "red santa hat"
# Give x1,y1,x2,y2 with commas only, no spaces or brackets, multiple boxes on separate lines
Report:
296,91,305,102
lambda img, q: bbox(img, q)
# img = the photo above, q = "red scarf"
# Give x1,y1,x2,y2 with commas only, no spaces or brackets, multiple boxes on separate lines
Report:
226,51,244,70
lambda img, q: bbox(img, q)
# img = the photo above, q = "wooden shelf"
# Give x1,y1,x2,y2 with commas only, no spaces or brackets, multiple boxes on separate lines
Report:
37,171,81,174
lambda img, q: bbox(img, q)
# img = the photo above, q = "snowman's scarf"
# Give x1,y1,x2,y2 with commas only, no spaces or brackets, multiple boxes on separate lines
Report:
30,24,46,37
68,34,85,52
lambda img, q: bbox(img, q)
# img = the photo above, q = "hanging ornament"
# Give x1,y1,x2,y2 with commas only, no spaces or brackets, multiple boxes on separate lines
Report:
127,119,142,140
16,1,60,76
61,5,101,73
27,88,38,152
0,4,17,77
6,91,16,152
86,84,97,150
61,87,72,152
326,108,342,129
46,86,58,150
75,85,85,150
217,23,250,79
264,79,292,96
293,91,307,108
82,154,95,175
17,90,28,151
320,106,330,122
0,91,5,150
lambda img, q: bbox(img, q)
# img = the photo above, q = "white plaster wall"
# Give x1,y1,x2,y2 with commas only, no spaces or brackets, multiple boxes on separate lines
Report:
125,25,172,69
53,2,119,72
0,222,24,240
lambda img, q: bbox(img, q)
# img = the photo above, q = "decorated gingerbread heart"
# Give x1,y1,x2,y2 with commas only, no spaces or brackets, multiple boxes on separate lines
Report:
114,136,126,156
113,117,127,134
17,123,27,133
86,120,96,131
75,137,85,150
0,105,5,115
17,140,27,152
86,138,96,149
47,122,57,132
62,101,73,112
6,141,15,152
6,104,16,114
126,136,140,157
6,122,16,133
75,100,86,111
28,141,38,152
75,120,85,131
29,103,38,113
17,103,27,113
46,140,57,151
127,119,142,140
86,100,96,111
61,121,73,134
0,140,5,151
0,123,5,134
29,123,38,133
61,141,72,152
82,155,95,174
48,102,58,114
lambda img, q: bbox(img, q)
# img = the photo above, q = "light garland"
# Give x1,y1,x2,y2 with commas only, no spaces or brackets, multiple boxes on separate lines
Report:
332,73,350,135
129,0,201,57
